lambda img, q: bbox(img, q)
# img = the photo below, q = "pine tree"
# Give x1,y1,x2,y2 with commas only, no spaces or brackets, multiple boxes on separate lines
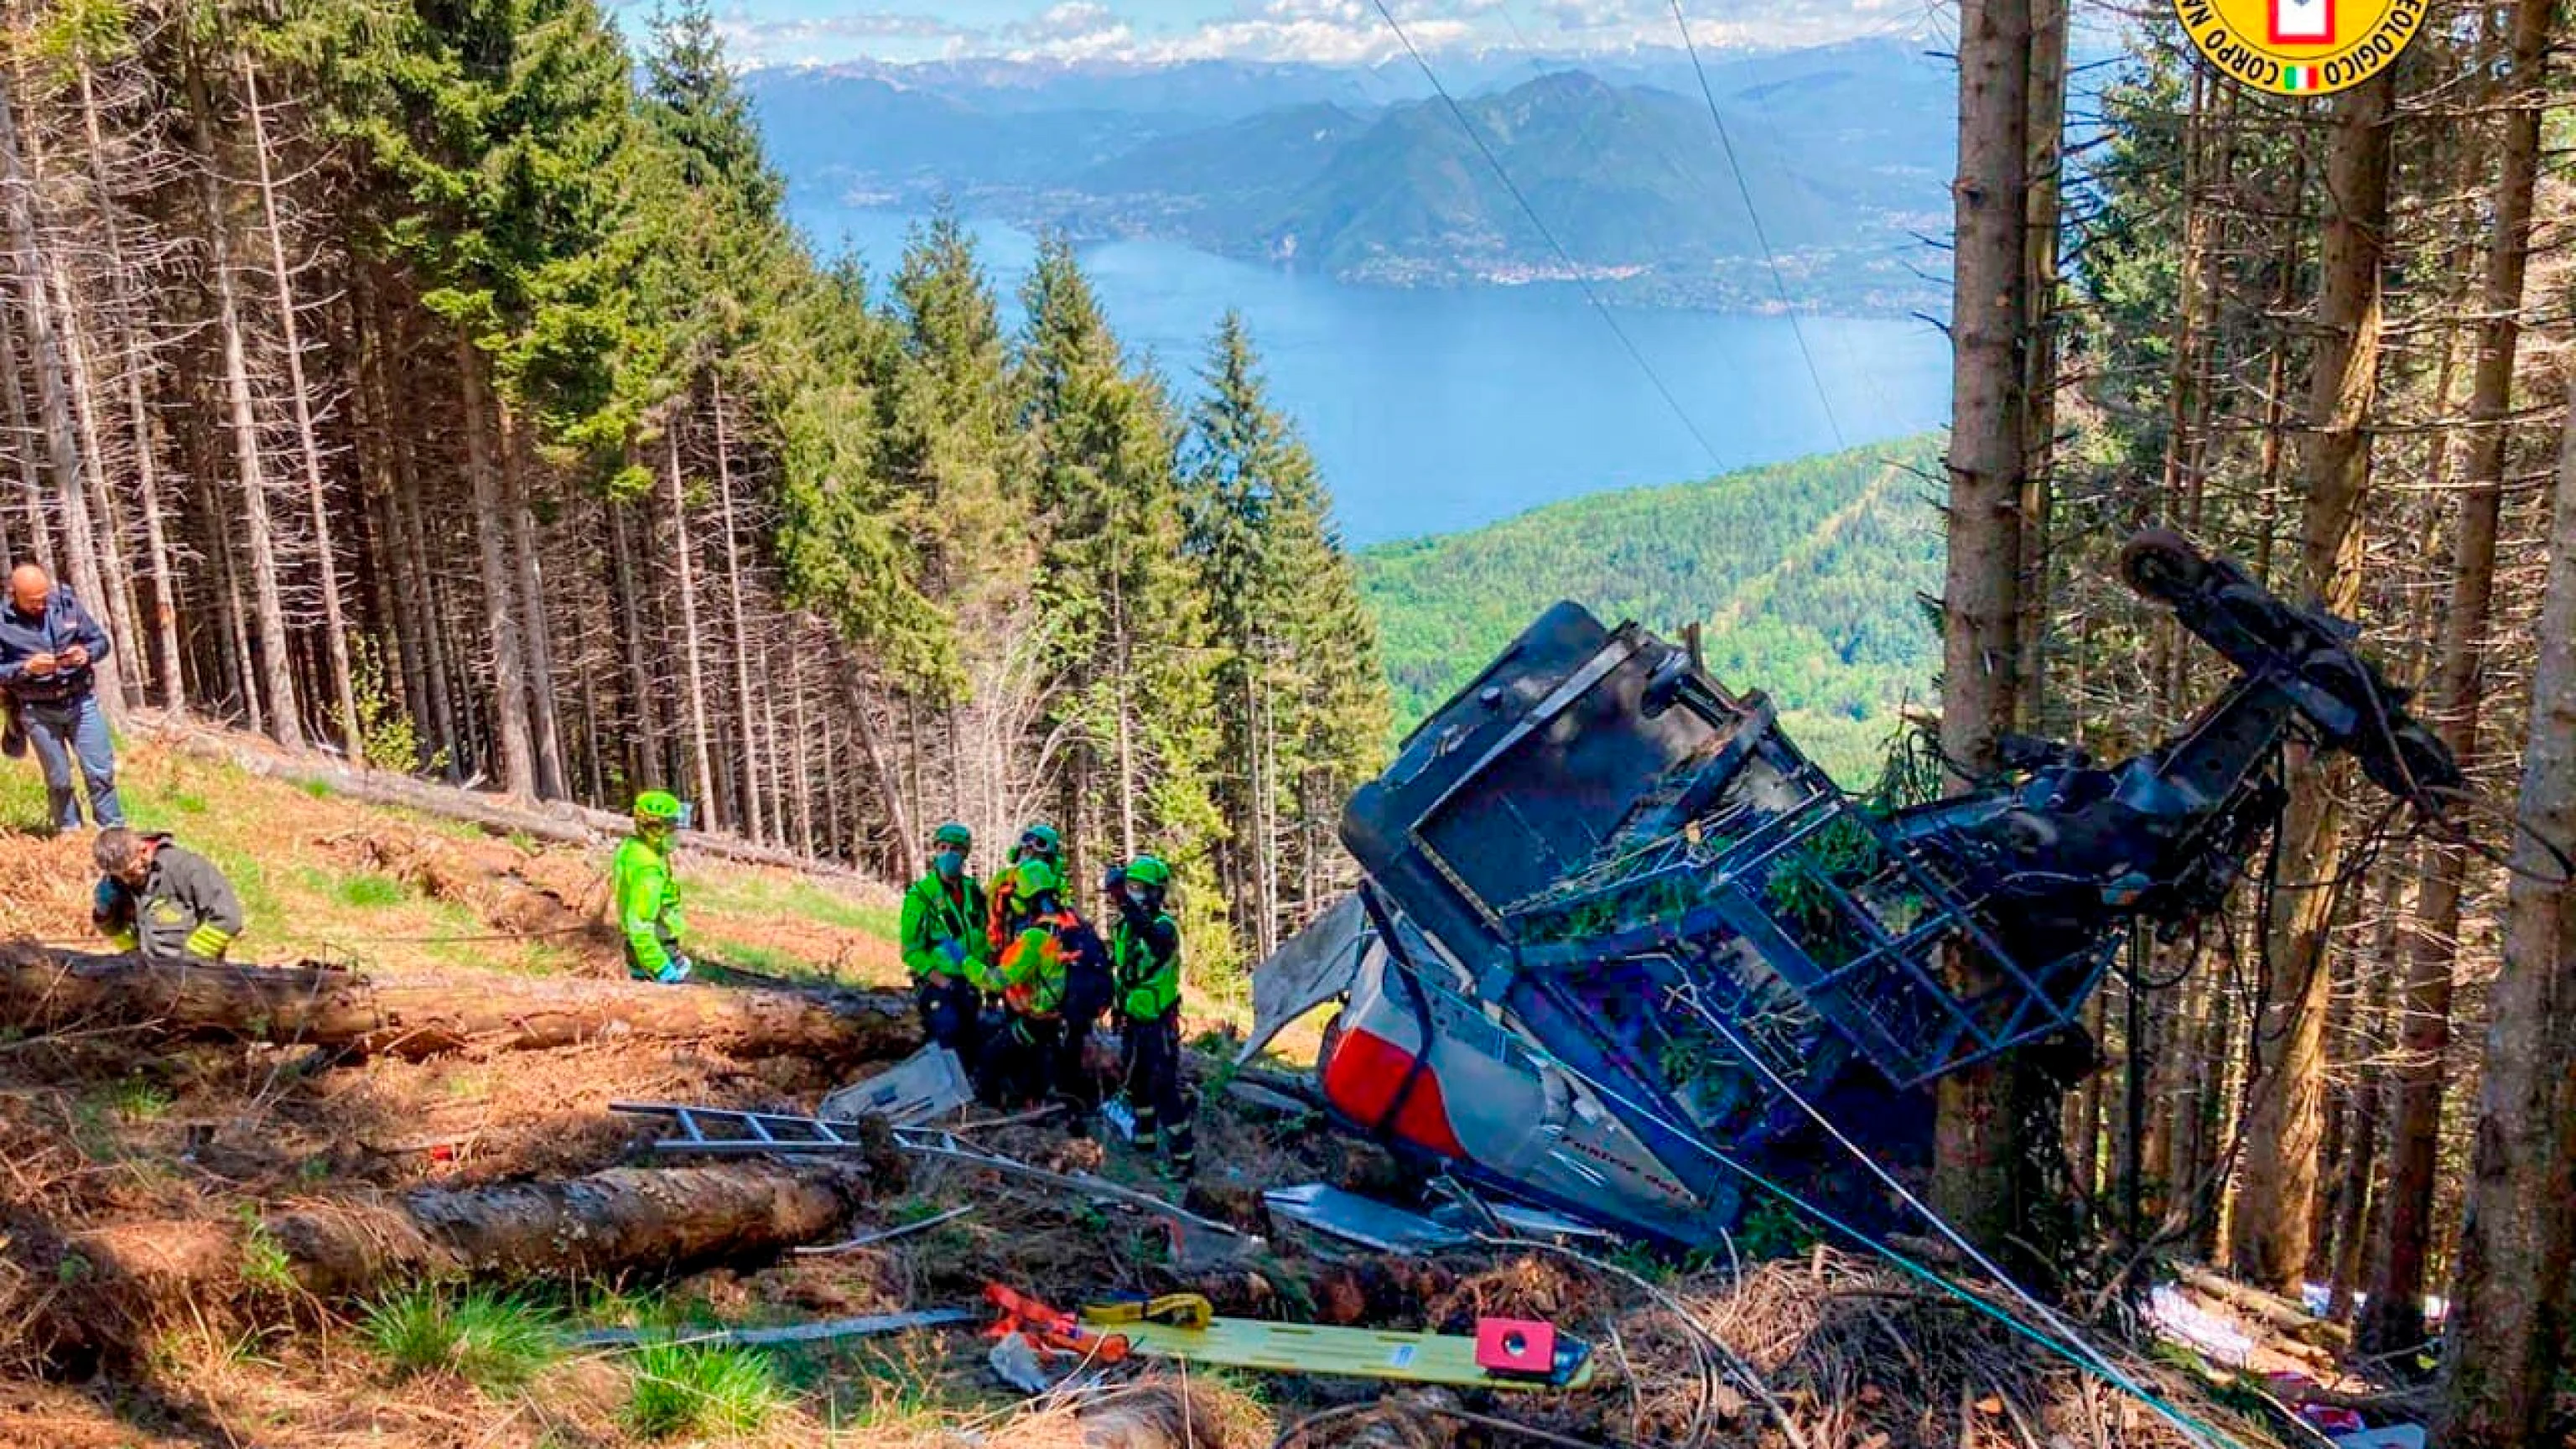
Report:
1183,311,1389,960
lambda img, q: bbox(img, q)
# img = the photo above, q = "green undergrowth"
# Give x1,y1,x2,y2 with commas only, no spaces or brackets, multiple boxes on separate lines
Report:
361,1285,562,1393
691,870,898,938
693,937,838,986
624,1341,786,1438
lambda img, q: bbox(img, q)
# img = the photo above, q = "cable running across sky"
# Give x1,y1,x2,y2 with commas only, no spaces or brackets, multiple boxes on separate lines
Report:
1364,0,1727,474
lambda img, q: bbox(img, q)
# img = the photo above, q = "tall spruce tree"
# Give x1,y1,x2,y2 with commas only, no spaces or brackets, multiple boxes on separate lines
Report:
1020,236,1232,965
1183,311,1389,958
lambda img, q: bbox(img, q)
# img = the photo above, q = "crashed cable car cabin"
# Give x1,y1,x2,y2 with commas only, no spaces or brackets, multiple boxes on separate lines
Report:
1290,530,2459,1247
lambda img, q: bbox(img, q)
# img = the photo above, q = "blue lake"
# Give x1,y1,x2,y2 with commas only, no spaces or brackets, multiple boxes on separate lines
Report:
792,200,1953,545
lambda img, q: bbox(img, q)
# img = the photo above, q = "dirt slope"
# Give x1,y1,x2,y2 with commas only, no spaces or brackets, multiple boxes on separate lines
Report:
0,726,2283,1449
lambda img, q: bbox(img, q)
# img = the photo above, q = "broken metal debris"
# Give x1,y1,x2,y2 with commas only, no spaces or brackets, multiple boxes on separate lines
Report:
1270,531,2460,1245
818,1044,974,1125
1263,1182,1469,1254
613,1102,1254,1249
792,1203,976,1256
565,1307,979,1349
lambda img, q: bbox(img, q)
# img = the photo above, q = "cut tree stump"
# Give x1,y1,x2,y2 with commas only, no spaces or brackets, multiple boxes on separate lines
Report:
0,943,919,1064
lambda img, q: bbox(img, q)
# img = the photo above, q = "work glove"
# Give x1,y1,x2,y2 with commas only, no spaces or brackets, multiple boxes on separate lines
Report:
939,937,968,965
91,878,118,921
657,956,693,984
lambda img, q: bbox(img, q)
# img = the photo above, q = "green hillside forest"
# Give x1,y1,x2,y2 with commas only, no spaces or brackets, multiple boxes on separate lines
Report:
1358,439,1945,783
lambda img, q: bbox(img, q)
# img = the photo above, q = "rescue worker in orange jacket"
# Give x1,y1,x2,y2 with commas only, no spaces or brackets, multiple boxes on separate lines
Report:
984,822,1064,959
984,857,1109,1113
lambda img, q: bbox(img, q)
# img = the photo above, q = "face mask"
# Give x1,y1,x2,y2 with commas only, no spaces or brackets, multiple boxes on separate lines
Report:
934,849,963,880
1125,884,1153,908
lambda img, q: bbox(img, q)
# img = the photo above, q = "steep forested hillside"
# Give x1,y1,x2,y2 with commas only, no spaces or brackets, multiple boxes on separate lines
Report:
1359,439,1944,781
0,0,1387,977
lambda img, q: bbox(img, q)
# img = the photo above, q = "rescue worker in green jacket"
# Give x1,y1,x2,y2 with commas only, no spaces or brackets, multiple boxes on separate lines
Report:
987,857,1108,1111
614,791,693,983
901,821,992,1066
1106,854,1193,1178
91,827,244,962
984,821,1064,958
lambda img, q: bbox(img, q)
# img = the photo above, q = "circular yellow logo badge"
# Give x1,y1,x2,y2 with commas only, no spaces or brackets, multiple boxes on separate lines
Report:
2174,0,2425,96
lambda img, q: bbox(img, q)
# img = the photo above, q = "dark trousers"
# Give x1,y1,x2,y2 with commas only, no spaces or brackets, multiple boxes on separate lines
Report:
1119,1011,1195,1174
914,975,984,1071
984,1013,1063,1109
21,693,122,831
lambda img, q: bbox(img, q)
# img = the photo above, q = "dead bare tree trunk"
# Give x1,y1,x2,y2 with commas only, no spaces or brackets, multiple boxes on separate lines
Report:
185,54,299,745
0,80,120,709
504,416,566,799
667,424,719,826
456,331,535,795
608,486,661,791
239,59,360,762
71,61,184,711
2231,73,2392,1295
51,1157,900,1358
0,317,52,573
711,376,765,842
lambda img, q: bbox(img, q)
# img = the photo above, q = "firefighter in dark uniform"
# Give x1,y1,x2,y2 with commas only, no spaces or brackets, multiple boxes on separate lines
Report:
91,827,245,962
1107,854,1193,1178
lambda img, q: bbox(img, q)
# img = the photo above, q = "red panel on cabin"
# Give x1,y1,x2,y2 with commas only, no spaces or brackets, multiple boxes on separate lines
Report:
1321,1026,1467,1160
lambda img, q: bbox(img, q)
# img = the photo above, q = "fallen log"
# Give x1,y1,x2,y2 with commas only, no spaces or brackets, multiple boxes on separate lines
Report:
39,1151,901,1360
2170,1261,2351,1350
0,943,919,1065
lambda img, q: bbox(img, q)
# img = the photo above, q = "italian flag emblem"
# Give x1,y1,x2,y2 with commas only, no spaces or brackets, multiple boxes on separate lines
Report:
2281,64,2320,90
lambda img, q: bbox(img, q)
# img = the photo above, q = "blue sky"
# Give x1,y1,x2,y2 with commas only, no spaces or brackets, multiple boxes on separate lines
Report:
604,0,1938,70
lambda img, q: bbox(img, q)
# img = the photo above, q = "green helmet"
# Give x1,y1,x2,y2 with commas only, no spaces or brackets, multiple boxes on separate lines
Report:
1017,823,1062,860
932,821,973,849
1124,855,1172,890
1015,858,1064,899
633,790,685,825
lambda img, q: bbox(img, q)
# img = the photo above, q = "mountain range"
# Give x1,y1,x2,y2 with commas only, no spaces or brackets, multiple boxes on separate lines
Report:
746,41,1955,314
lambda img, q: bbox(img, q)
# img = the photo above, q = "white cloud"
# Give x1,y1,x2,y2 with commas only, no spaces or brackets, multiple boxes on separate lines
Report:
1146,15,1474,63
1017,1,1116,39
719,0,1919,69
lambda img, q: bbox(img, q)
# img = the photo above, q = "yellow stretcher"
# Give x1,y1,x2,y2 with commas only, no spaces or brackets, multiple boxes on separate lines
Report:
1077,1296,1597,1390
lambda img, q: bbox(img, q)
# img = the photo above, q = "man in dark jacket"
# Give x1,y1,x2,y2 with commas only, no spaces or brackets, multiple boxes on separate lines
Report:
0,564,122,833
92,828,245,962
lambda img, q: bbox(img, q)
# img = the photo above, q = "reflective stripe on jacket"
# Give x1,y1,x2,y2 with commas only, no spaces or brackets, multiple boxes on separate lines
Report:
1000,911,1086,1018
612,835,684,973
92,836,243,961
1111,906,1181,1021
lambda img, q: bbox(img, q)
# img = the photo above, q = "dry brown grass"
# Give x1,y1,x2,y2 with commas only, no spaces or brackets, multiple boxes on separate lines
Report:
0,731,901,986
0,728,2294,1449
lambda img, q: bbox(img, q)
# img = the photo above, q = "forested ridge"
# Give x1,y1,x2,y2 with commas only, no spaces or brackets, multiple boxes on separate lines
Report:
0,0,1388,979
1362,438,1943,780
